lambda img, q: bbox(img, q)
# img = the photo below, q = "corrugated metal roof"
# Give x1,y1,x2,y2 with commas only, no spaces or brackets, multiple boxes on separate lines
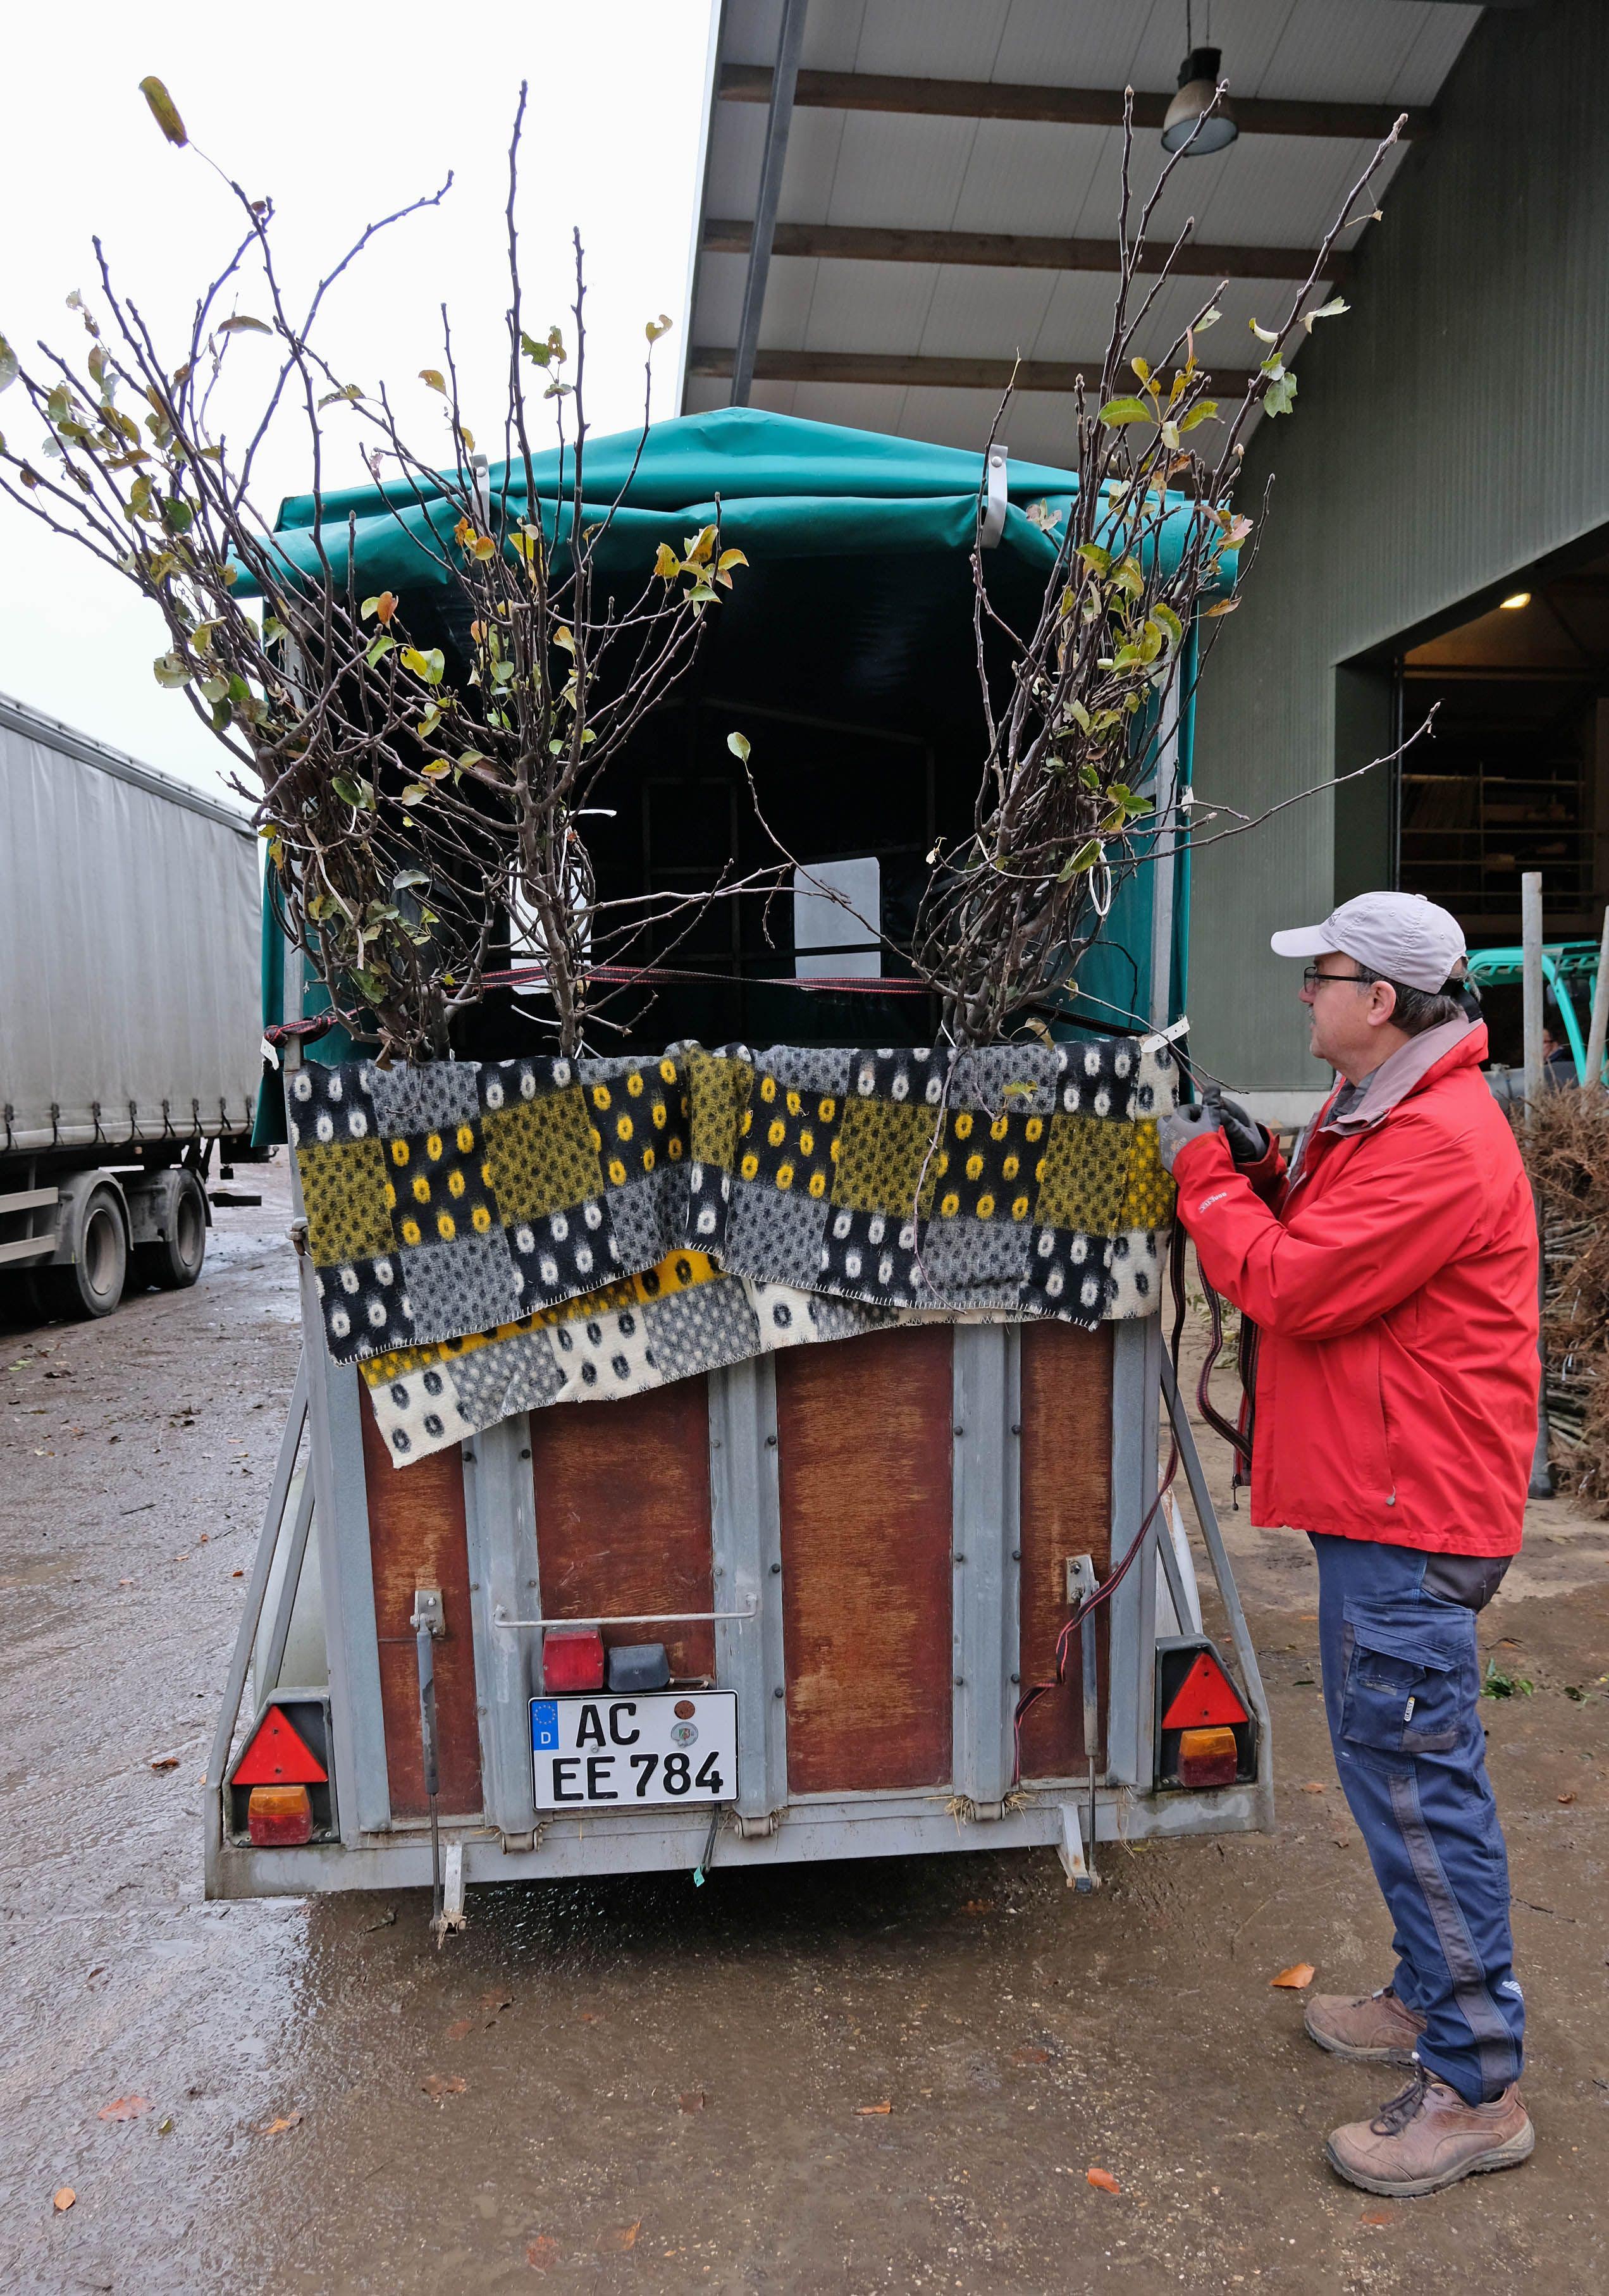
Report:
682,0,1483,458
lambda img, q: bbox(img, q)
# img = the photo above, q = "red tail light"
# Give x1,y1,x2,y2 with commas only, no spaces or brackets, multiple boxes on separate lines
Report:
543,1626,606,1693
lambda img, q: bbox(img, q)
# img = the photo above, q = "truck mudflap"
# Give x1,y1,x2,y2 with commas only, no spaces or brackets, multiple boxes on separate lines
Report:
206,1321,1273,1906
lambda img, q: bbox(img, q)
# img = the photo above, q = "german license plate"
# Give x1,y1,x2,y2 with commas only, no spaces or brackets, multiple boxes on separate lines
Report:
530,1691,737,1810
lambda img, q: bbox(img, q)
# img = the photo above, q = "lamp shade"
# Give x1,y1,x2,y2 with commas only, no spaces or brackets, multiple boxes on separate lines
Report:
1161,46,1238,154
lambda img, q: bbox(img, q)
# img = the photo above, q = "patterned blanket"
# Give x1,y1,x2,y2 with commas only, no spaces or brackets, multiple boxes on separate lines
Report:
289,1035,1175,1392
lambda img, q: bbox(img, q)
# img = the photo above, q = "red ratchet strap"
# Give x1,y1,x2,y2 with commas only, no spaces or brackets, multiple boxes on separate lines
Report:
483,961,933,996
264,1016,337,1047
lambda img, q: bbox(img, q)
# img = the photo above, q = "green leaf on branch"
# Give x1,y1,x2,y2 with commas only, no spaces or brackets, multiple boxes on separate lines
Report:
1302,296,1350,332
199,676,228,705
419,368,448,395
366,633,397,666
139,76,188,147
400,645,445,685
216,316,271,336
1076,542,1111,576
152,652,189,689
645,314,674,344
1177,400,1219,433
392,868,430,891
727,731,750,763
1248,318,1280,345
331,775,374,812
0,336,16,394
161,495,193,534
653,542,681,580
1262,369,1298,417
1096,396,1154,426
1058,840,1103,881
1150,602,1183,649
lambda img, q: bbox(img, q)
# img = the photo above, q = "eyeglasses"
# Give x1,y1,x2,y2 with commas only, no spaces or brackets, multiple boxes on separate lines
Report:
1302,965,1371,992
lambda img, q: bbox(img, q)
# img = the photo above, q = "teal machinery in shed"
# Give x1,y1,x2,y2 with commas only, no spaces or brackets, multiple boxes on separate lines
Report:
252,407,1216,1106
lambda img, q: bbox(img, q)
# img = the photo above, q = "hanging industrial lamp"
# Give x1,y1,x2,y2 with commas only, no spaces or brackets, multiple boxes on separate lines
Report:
1161,6,1238,157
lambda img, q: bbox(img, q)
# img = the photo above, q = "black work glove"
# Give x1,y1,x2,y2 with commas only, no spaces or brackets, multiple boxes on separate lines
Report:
1157,1101,1223,1173
1203,1084,1268,1167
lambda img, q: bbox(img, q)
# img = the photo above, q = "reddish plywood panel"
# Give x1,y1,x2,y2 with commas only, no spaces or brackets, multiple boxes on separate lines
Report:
1016,1320,1114,1781
776,1326,954,1795
529,1378,715,1683
360,1397,484,1818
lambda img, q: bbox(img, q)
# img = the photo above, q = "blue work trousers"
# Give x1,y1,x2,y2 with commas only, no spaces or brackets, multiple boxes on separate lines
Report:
1311,1533,1524,2104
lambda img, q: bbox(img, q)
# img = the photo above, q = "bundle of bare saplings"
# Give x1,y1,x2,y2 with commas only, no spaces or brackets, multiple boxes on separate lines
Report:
1522,1091,1609,1513
0,73,1411,1075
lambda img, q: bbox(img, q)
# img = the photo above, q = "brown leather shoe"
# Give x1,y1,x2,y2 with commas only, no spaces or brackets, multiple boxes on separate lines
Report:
1304,1985,1426,2065
1326,2067,1534,2197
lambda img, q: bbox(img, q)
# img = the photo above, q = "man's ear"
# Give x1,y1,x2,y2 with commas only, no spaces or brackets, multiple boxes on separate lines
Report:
1365,980,1399,1030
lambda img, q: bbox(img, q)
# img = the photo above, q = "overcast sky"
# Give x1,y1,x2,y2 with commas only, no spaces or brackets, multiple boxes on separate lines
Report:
0,2,717,800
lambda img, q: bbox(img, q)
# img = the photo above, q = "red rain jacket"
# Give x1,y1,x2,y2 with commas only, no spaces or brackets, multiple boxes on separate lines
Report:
1173,1024,1538,1554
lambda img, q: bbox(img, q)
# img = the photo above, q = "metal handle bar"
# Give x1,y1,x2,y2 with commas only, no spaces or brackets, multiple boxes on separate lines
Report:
491,1600,758,1633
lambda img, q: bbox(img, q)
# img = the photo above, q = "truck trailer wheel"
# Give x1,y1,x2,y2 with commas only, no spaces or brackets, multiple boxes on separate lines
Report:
49,1183,128,1319
137,1168,208,1290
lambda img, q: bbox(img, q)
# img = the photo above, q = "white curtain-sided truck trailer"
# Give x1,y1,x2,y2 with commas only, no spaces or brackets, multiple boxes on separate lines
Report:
0,694,262,1317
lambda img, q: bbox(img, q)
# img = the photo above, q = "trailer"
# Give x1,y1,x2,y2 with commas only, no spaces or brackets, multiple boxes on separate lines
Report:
0,693,262,1316
207,409,1271,1913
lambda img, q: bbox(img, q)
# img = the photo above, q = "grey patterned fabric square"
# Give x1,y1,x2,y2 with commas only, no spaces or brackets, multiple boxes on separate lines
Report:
450,1330,567,1424
918,1210,1034,1290
765,1045,853,1095
605,1170,689,1270
400,1230,521,1344
723,1176,830,1288
641,1276,761,1385
951,1044,1059,1115
369,1061,481,1136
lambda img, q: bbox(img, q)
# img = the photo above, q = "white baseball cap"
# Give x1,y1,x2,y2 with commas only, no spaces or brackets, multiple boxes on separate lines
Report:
1269,891,1466,993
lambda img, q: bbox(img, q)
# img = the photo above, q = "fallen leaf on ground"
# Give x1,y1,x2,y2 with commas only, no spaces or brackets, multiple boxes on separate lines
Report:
421,2073,466,2102
856,2101,892,2115
961,1899,994,1915
578,2011,599,2024
148,1755,180,1773
1087,2166,1121,2195
678,2090,705,2112
1271,1962,1316,1989
1300,1781,1326,1793
1360,2209,1394,2226
445,2018,474,2043
479,1990,512,2013
1012,2047,1051,2065
526,2235,562,2270
598,2221,640,2252
231,1569,244,1579
157,2117,173,2135
53,2187,75,2212
261,2111,303,2135
1558,1791,1577,1806
97,2095,154,2121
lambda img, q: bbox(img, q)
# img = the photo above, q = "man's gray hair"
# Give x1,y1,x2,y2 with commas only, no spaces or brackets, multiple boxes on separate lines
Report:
1353,962,1469,1037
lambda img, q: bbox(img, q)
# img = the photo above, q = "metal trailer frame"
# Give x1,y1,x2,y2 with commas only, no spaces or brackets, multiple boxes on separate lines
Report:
206,709,1274,1906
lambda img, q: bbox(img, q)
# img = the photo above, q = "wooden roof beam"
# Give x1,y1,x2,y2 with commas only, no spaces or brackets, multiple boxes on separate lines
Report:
690,347,1256,395
705,218,1350,285
720,64,1429,144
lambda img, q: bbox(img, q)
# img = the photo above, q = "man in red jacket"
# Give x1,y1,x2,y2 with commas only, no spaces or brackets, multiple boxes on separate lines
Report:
1160,891,1538,2198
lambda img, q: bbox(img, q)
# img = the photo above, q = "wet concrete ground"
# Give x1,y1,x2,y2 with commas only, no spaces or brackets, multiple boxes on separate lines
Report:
2,1161,1606,2292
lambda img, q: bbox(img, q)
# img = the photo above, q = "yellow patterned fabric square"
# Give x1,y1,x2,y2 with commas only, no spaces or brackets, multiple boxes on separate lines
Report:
1122,1118,1176,1231
831,1097,946,1218
928,1106,1039,1225
686,1047,753,1168
481,1087,598,1219
383,1117,499,1252
586,1057,686,1190
1033,1111,1131,1233
300,1137,395,1264
737,1068,842,1205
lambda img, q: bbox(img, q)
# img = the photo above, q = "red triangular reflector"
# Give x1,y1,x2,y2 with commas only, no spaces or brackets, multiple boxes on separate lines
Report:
233,1705,328,1786
1162,1652,1248,1731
